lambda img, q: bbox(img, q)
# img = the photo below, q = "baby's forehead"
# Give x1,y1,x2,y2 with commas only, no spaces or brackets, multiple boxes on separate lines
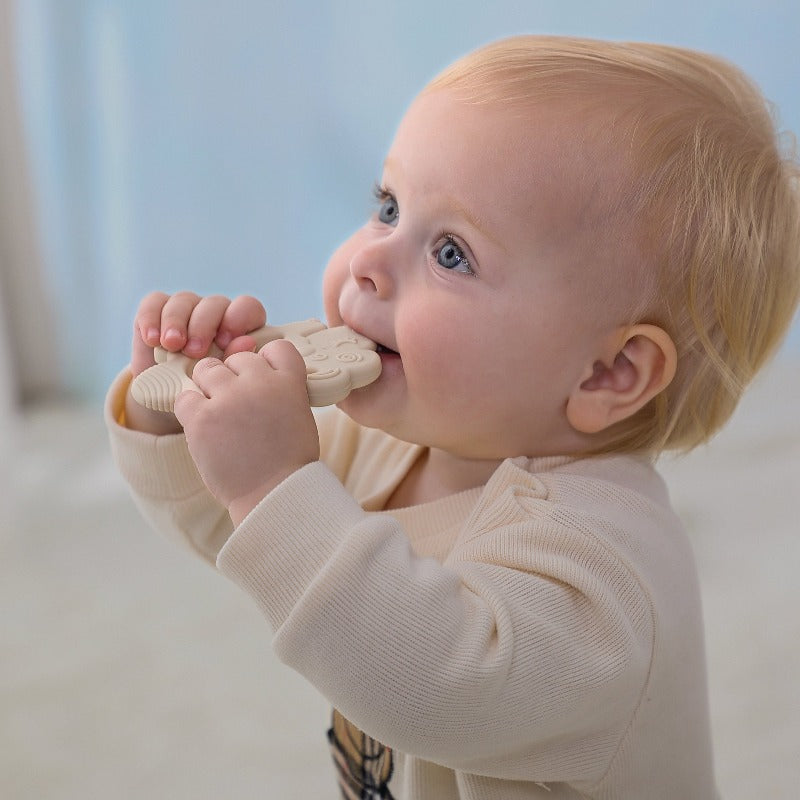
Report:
410,86,632,170
394,89,634,238
461,93,632,221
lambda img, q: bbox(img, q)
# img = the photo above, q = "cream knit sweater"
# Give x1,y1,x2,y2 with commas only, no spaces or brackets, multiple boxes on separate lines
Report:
107,371,719,799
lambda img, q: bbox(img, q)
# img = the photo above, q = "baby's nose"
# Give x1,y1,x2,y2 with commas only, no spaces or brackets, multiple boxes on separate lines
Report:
349,240,395,298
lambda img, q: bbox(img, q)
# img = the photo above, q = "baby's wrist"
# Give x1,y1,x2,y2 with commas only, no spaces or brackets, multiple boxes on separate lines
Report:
227,487,270,528
227,468,303,527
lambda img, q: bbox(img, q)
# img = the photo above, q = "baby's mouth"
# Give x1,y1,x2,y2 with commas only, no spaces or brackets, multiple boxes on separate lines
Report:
376,343,400,357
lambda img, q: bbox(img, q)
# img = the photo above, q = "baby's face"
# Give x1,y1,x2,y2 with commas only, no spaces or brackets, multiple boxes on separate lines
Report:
323,89,631,459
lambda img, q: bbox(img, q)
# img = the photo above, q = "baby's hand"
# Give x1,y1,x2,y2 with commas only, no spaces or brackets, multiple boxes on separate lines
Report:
131,291,267,376
174,339,320,525
126,292,267,434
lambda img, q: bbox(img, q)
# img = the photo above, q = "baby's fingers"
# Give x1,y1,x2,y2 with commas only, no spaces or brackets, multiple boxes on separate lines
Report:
222,335,259,360
183,295,233,357
259,338,308,379
159,291,203,351
131,291,267,379
134,291,170,348
216,295,267,349
132,291,170,375
172,383,205,429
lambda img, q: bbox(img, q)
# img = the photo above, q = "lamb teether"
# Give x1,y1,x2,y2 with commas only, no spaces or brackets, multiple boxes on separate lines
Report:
131,318,382,412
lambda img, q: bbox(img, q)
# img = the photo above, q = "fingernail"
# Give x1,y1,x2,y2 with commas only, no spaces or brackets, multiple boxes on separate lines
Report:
146,327,160,344
164,327,183,343
186,337,204,354
216,331,232,349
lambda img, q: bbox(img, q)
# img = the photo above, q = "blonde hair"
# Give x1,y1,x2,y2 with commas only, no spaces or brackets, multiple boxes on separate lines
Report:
427,36,800,453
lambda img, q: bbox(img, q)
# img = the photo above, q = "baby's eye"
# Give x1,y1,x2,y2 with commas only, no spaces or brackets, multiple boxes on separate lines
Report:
373,186,399,226
378,197,399,225
436,237,473,274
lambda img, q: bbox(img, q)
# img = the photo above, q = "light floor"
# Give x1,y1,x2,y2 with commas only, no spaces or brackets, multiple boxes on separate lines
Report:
2,357,798,799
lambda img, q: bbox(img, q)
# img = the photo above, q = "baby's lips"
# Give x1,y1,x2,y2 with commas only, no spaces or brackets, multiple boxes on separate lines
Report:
375,342,400,356
347,321,398,356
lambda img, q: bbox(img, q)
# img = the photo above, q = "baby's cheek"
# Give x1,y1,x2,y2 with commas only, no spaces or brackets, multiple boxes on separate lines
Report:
405,324,474,399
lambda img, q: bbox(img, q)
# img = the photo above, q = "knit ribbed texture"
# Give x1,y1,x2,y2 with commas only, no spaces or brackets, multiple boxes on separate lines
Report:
107,387,719,799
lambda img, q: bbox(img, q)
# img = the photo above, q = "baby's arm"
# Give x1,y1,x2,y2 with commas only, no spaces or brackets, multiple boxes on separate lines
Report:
216,460,655,774
125,291,268,435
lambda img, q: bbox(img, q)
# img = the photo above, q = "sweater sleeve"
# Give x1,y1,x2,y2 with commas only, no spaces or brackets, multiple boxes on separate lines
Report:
216,458,654,782
105,374,364,564
105,369,233,564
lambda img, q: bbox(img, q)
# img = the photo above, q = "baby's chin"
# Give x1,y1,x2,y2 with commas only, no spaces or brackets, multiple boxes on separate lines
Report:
335,382,375,415
333,381,394,434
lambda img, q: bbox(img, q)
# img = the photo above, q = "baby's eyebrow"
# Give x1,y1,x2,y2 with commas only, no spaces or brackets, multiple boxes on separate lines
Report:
383,157,505,251
382,154,506,251
445,194,506,252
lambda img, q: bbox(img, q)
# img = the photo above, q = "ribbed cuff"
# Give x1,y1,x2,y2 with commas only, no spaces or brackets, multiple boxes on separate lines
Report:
216,460,368,629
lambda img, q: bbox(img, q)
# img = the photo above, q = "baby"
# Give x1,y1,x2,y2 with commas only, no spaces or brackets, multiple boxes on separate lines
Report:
108,35,800,799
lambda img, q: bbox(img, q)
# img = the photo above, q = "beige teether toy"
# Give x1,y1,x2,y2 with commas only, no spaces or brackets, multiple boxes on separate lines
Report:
131,318,382,412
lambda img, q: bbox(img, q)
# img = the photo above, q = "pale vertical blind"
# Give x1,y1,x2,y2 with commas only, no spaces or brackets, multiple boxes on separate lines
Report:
0,0,59,405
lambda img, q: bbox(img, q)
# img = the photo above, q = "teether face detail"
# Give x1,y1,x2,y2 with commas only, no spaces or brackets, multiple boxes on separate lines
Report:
283,326,382,406
130,318,382,413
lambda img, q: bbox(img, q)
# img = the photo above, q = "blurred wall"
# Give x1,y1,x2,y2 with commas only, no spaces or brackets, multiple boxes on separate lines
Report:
10,0,800,400
0,0,59,405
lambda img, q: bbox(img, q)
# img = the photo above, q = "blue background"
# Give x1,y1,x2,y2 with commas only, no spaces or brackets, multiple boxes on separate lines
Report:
14,0,800,398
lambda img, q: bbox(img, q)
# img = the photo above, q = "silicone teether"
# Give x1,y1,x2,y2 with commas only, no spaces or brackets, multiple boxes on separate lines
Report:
130,318,382,412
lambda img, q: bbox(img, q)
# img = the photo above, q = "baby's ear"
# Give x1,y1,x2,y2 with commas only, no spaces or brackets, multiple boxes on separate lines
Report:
566,325,677,435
